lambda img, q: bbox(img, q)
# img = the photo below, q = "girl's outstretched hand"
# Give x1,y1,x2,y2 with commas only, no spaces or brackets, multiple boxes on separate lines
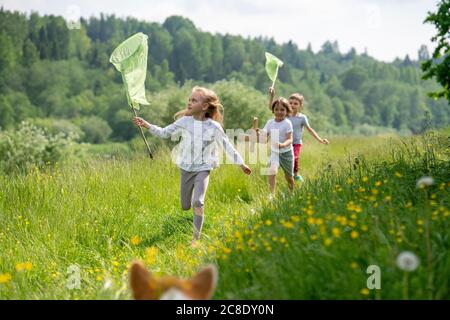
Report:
133,117,150,129
240,164,252,175
321,138,330,145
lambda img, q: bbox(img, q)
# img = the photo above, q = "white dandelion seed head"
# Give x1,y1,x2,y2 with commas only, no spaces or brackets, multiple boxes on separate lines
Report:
416,176,434,189
103,279,112,290
396,251,420,272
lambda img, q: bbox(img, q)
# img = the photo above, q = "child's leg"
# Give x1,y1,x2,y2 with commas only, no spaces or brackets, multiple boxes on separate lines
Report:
191,171,210,240
180,169,196,211
268,174,276,194
280,151,294,192
284,174,294,192
293,144,302,176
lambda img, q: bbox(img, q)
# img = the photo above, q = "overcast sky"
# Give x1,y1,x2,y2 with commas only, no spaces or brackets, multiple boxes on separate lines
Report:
0,0,440,62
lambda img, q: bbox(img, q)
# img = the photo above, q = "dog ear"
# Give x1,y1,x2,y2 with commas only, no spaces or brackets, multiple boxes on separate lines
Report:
187,264,218,300
129,261,156,300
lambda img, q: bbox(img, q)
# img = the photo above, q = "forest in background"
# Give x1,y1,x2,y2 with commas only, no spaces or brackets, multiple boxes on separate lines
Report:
0,8,449,145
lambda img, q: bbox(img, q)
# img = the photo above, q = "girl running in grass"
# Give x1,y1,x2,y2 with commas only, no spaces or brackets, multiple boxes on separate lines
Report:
257,96,294,196
269,88,329,182
133,86,252,247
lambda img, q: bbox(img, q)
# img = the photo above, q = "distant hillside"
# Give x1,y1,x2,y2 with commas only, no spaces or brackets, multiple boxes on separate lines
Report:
0,9,448,142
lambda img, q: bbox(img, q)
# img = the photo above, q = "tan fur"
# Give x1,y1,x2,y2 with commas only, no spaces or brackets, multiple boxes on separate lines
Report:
129,261,218,300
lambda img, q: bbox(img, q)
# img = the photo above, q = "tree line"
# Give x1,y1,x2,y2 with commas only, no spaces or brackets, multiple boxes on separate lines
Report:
0,8,448,144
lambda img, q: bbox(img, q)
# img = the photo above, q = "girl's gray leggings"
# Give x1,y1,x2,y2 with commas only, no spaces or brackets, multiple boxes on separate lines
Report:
180,169,210,211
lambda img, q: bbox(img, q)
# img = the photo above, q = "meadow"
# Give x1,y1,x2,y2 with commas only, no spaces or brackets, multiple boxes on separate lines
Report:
0,130,449,299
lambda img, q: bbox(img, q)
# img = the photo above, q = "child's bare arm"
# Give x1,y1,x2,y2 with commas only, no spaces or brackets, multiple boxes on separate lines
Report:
268,87,275,111
306,126,329,144
278,132,293,148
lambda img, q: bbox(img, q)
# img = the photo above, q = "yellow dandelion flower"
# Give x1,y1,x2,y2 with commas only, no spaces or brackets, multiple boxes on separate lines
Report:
223,247,231,254
130,236,141,246
351,231,359,239
280,237,287,244
265,220,272,226
349,221,357,228
96,275,103,281
360,288,370,295
371,189,379,195
324,238,332,246
375,181,382,187
283,222,294,229
362,176,369,182
15,263,25,272
350,262,358,269
310,235,318,241
316,218,324,226
332,228,341,238
24,262,32,271
384,196,392,202
347,178,353,185
145,247,159,265
307,217,316,225
361,225,368,232
306,208,314,215
395,172,402,178
0,273,12,284
418,228,424,234
416,219,424,226
291,215,300,222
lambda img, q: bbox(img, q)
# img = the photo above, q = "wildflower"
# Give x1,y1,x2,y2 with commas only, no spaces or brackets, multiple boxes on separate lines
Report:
310,235,318,241
375,181,382,187
416,219,424,226
361,225,368,232
416,176,434,189
324,238,333,246
145,247,159,265
395,172,402,178
291,215,300,222
265,220,272,226
307,217,315,225
360,288,370,296
130,236,141,246
282,222,294,229
16,262,33,272
362,176,369,182
332,228,341,238
350,231,359,239
350,262,358,269
0,273,12,284
347,178,353,185
396,251,419,272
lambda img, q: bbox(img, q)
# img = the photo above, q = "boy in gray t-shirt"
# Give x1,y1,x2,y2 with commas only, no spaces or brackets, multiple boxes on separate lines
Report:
269,88,329,181
287,93,329,181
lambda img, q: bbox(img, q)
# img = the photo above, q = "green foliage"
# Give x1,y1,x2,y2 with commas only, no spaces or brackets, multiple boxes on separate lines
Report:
76,116,113,144
421,0,450,103
0,121,76,174
0,8,448,143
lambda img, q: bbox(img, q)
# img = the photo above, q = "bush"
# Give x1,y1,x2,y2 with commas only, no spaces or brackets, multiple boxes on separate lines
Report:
76,116,112,144
0,121,76,174
28,117,84,141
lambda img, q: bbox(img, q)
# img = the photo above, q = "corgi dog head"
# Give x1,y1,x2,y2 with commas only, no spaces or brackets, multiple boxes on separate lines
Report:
129,261,218,300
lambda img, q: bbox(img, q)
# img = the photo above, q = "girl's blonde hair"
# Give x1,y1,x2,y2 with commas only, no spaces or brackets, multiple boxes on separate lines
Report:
174,86,224,126
271,97,292,117
288,93,305,108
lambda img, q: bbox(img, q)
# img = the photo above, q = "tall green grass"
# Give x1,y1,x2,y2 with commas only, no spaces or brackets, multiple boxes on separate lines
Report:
0,132,448,299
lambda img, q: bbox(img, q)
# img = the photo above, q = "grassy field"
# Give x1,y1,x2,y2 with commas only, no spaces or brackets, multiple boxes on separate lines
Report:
0,130,449,299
